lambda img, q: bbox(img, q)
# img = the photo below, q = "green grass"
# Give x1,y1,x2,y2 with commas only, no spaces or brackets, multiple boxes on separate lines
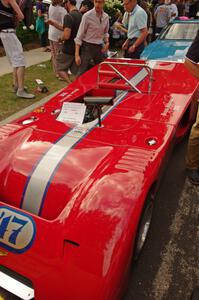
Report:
0,60,68,121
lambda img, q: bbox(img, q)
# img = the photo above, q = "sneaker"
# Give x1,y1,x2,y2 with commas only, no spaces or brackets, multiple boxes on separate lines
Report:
68,69,72,75
17,89,35,99
187,169,199,185
13,85,28,93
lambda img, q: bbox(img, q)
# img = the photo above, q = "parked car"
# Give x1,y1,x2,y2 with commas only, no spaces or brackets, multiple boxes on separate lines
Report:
0,58,198,300
141,20,199,61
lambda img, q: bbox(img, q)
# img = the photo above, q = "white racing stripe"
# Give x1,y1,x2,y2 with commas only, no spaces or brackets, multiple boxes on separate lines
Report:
21,68,148,215
0,271,34,300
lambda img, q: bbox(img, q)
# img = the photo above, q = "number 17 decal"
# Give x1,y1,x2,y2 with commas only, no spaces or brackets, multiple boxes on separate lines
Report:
0,207,36,254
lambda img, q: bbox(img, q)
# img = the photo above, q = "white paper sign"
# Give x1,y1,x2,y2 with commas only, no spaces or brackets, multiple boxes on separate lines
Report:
57,102,86,125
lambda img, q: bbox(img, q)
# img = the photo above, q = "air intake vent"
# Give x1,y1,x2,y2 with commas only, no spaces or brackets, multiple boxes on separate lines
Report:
115,148,156,172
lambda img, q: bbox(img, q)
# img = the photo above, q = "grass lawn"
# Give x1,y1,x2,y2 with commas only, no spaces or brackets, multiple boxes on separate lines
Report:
0,60,68,121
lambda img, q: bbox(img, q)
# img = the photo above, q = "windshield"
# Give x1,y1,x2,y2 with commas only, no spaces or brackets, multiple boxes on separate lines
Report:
159,23,199,40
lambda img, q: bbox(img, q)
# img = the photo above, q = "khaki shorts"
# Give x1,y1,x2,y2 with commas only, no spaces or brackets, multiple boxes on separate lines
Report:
56,51,78,75
0,31,26,68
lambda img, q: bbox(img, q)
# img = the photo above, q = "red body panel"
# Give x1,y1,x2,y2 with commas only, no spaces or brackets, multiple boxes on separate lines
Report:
0,59,198,300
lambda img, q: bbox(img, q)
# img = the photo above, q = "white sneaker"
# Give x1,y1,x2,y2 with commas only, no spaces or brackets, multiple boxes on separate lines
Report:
17,89,35,99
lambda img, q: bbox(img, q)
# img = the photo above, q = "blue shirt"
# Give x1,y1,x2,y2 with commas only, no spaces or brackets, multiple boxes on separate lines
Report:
127,5,147,39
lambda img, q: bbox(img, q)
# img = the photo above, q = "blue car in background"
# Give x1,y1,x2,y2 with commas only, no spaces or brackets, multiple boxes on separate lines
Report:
141,20,199,61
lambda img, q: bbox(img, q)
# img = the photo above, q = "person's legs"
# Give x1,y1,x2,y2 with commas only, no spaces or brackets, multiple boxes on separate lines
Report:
184,30,199,184
11,38,34,98
0,31,34,98
186,106,199,184
40,31,48,48
5,33,34,98
125,42,145,59
77,55,91,76
56,51,73,83
16,66,25,90
134,43,145,59
49,40,56,74
76,43,93,77
57,70,71,83
93,45,104,65
70,59,79,77
50,40,61,76
13,67,18,90
13,67,28,93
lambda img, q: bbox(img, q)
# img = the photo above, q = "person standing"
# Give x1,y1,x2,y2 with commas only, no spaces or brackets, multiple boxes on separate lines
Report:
48,0,66,77
167,0,178,19
140,0,152,43
18,0,34,28
36,0,49,51
122,0,148,59
184,0,190,16
154,0,171,34
176,0,185,17
49,0,82,82
0,0,35,98
189,0,199,18
184,29,199,185
75,0,109,76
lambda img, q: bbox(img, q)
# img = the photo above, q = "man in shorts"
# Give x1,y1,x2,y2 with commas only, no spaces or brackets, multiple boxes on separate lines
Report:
0,0,35,99
184,29,199,185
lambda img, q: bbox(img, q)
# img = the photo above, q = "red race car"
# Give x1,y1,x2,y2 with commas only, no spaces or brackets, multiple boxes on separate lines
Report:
0,59,198,300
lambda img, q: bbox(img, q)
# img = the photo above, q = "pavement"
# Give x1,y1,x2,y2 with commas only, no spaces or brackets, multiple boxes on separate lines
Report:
125,138,199,300
0,47,51,76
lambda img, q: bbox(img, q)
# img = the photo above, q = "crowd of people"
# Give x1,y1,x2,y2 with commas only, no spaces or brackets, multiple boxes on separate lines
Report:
38,0,110,81
34,0,199,80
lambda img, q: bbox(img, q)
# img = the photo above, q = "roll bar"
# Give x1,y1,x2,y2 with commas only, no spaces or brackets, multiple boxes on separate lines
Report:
97,61,153,94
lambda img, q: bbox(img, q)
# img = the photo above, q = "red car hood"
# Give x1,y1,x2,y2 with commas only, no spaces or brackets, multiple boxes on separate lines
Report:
0,109,172,221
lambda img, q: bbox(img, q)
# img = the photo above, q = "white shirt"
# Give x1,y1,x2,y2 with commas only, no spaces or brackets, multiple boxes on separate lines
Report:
168,3,178,20
48,4,66,42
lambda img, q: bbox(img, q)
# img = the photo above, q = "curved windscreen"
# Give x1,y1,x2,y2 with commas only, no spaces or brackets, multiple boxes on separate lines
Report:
159,22,199,40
